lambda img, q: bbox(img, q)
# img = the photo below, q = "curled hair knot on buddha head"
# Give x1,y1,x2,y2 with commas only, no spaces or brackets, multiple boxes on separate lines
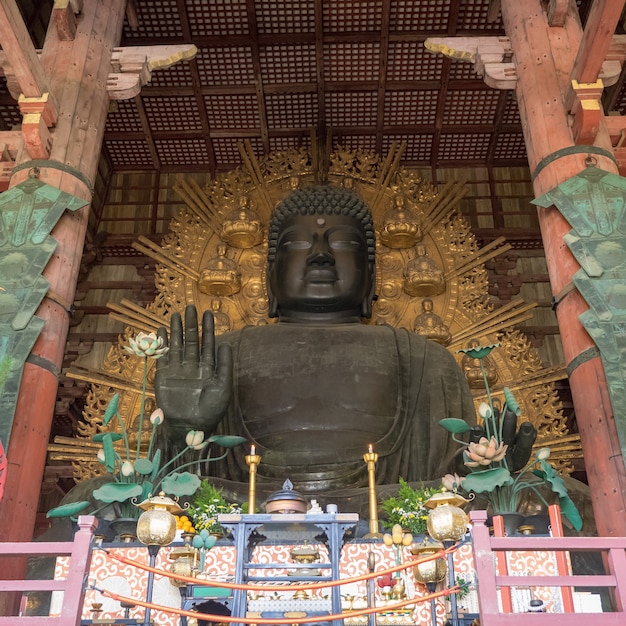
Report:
267,185,376,263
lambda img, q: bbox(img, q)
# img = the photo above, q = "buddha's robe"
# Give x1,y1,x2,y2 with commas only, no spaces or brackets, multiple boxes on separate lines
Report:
212,323,475,492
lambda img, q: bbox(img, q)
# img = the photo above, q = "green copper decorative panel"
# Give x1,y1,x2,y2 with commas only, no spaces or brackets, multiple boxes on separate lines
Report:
0,175,88,450
533,165,626,464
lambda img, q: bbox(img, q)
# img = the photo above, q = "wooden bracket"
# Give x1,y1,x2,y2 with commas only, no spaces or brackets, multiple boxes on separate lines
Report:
570,79,604,145
52,0,77,41
425,36,517,90
18,92,58,127
22,112,52,159
107,44,197,100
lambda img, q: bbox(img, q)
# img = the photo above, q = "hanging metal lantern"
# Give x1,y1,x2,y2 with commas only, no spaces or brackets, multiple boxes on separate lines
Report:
410,539,447,587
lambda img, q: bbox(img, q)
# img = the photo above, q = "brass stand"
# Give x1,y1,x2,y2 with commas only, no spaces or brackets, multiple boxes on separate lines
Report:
245,450,262,514
363,450,382,538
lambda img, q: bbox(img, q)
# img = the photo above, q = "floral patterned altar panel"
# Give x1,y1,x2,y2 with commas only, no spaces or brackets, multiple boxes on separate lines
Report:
50,538,566,625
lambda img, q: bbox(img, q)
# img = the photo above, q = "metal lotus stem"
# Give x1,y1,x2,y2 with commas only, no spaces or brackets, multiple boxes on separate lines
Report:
363,448,381,537
245,448,262,514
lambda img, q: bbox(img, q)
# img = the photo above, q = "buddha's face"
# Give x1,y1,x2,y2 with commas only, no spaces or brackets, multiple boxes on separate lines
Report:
268,213,373,320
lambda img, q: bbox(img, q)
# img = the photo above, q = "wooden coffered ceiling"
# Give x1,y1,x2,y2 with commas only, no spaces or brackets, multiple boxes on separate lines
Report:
5,0,621,179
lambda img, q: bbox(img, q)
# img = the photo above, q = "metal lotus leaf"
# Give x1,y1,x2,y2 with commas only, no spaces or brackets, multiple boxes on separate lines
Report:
133,458,154,475
461,467,513,494
92,482,143,503
92,432,124,442
46,500,91,518
503,387,521,417
102,393,120,425
160,471,202,497
533,461,583,531
438,418,472,434
456,343,499,359
208,434,248,448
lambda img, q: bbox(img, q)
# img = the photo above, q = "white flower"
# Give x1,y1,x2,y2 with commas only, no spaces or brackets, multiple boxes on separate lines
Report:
97,448,106,464
150,408,164,425
185,430,206,450
121,460,134,477
124,332,169,359
478,402,492,419
536,447,551,461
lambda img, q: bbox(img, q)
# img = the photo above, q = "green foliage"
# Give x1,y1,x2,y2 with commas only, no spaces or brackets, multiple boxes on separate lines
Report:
187,480,241,534
381,479,442,535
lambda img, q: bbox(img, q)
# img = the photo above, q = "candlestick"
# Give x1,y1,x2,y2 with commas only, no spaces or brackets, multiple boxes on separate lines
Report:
363,448,381,538
245,448,262,514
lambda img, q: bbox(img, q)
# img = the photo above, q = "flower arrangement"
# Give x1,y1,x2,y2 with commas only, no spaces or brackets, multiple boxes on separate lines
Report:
381,479,443,535
187,480,241,534
47,332,245,521
439,343,582,531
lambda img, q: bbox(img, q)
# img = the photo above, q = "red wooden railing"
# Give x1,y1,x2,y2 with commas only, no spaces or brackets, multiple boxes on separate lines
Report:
0,516,97,625
470,509,626,625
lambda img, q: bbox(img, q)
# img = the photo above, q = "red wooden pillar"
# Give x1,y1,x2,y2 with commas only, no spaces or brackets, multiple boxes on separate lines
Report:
501,0,626,535
0,0,126,547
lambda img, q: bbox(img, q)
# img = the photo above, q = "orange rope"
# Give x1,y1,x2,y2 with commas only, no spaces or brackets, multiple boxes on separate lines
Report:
102,543,457,591
94,581,460,624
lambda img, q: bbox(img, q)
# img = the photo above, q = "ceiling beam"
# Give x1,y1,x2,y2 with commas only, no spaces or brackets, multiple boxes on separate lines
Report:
0,0,52,98
570,0,626,85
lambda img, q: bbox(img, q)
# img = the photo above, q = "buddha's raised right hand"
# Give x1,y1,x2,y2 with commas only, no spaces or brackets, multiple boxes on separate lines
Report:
155,305,233,451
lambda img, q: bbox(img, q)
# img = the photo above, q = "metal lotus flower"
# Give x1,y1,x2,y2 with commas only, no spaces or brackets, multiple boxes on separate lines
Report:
464,436,508,467
124,331,169,359
439,342,582,531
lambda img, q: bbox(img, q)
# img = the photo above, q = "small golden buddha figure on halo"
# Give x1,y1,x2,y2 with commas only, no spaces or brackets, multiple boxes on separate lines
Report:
462,338,498,389
210,299,232,335
403,243,445,297
198,244,242,296
220,195,264,248
379,194,422,249
412,298,451,346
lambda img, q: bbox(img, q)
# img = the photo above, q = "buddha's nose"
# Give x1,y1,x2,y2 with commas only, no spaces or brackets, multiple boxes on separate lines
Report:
308,251,335,265
307,237,335,265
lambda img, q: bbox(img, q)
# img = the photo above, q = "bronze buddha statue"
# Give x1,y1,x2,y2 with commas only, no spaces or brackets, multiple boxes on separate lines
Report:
155,186,477,496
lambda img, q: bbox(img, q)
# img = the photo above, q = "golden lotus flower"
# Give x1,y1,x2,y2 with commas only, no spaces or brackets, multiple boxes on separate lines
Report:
464,436,507,467
124,332,169,359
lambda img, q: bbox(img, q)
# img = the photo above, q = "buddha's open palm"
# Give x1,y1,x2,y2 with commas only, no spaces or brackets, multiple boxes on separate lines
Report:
155,306,233,450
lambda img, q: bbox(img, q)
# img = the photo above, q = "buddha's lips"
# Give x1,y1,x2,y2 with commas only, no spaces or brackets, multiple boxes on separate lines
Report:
303,267,338,282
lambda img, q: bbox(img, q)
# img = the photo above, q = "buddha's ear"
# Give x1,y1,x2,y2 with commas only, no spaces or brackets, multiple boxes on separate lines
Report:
361,262,376,319
267,263,279,318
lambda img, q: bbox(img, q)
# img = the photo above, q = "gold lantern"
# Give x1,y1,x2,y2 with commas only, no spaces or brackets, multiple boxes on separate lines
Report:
424,491,468,542
169,543,197,587
136,492,183,546
411,539,447,588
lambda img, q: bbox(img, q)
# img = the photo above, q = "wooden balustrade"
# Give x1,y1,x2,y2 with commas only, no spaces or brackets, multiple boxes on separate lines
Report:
470,509,626,625
0,516,97,625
